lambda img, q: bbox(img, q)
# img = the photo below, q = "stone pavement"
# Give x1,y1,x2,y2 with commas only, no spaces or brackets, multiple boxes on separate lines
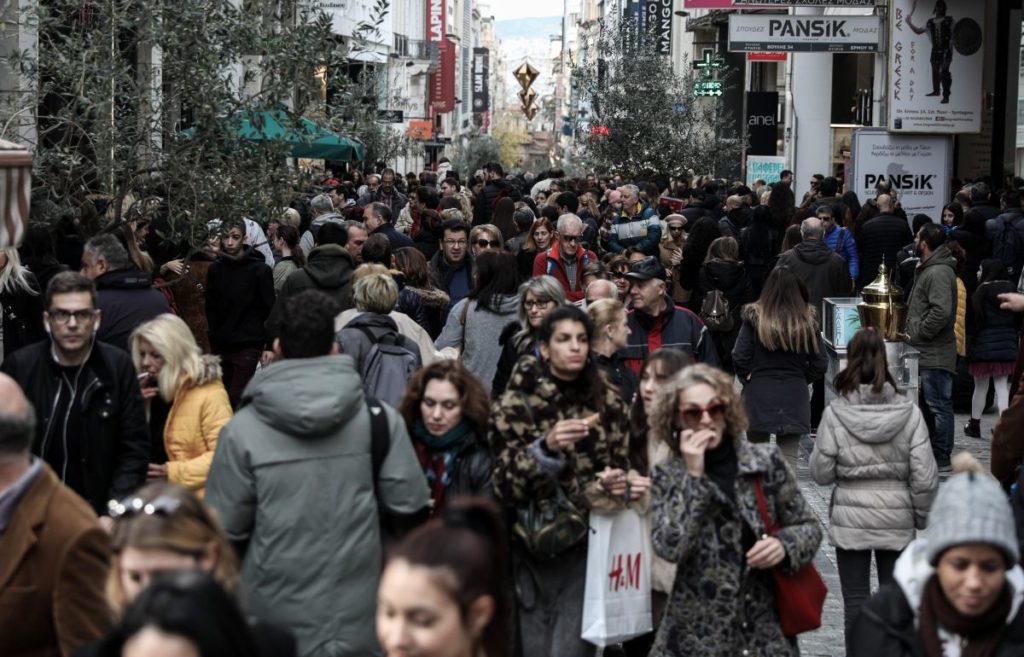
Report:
796,408,994,657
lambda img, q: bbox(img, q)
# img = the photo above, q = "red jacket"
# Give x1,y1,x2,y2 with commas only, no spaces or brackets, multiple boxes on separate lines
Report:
532,243,597,303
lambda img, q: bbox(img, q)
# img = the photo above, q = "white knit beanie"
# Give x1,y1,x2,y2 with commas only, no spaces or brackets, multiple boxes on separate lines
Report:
926,454,1019,566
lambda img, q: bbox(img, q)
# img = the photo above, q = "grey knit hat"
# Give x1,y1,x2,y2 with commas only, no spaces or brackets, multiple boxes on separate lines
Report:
926,467,1019,566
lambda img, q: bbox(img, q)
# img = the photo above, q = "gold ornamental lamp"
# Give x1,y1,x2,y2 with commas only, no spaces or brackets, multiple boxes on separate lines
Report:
857,262,907,341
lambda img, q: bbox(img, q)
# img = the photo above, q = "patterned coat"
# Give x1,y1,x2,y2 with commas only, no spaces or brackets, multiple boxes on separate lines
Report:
650,439,823,657
489,355,630,511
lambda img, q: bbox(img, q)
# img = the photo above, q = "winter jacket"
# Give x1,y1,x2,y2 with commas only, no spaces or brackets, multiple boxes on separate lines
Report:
623,295,720,374
403,284,450,339
266,245,355,341
272,256,299,292
607,202,661,255
336,312,423,374
823,223,860,281
357,189,408,216
204,355,430,657
1,340,149,514
298,212,346,256
434,295,519,394
428,251,472,315
993,383,1024,487
371,223,415,252
986,208,1024,278
94,268,172,352
473,179,521,226
163,356,232,496
718,207,751,240
732,305,828,435
774,240,851,321
694,260,755,373
0,272,44,361
810,384,938,551
906,244,958,373
206,248,275,353
489,355,630,511
858,214,914,290
849,539,1024,657
491,325,537,398
334,309,437,367
969,280,1021,363
650,439,822,657
531,243,596,303
955,277,967,358
411,431,494,511
739,207,783,297
594,351,638,404
25,259,69,302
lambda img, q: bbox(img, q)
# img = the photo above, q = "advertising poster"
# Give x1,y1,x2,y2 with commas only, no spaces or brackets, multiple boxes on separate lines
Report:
888,0,985,133
728,15,882,53
746,156,786,184
851,129,952,221
746,92,779,156
472,48,490,113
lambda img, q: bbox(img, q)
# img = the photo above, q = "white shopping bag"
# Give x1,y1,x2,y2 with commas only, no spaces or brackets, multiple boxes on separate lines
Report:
581,509,653,647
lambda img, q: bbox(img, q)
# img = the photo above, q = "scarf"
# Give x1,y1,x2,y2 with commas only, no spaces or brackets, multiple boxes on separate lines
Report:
919,573,1012,657
412,418,474,511
704,437,738,502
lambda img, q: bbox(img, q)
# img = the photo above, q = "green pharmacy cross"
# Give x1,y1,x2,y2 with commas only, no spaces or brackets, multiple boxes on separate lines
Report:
693,49,724,97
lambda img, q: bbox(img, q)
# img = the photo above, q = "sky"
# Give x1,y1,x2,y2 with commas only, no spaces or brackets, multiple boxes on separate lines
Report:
487,1,567,21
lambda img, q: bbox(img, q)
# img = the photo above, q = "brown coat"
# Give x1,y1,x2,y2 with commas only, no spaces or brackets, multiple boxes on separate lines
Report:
0,464,112,657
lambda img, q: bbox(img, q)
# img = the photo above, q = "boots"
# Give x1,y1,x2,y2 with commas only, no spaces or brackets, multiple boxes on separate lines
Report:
964,418,981,438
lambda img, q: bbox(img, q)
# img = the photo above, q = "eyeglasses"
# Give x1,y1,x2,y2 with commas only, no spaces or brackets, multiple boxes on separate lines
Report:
48,309,97,324
612,272,629,280
444,239,467,247
560,234,582,244
108,494,182,519
668,226,685,232
476,239,501,248
679,401,727,425
524,299,554,310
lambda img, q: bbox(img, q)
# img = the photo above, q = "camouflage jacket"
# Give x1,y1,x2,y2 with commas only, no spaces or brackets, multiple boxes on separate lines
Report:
488,355,630,509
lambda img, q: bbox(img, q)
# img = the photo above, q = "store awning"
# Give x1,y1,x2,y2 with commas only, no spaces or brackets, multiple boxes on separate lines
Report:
180,109,365,161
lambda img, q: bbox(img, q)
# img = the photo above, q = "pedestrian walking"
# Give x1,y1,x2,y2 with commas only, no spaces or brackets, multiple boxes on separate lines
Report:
732,267,828,469
532,214,596,303
130,314,232,496
0,246,44,363
965,258,1020,438
849,454,1024,656
377,499,510,657
693,236,755,373
490,305,632,657
517,217,554,281
678,216,722,308
587,298,637,403
429,218,473,319
810,327,938,647
491,275,566,397
271,224,304,293
648,363,823,657
607,184,661,256
393,247,450,340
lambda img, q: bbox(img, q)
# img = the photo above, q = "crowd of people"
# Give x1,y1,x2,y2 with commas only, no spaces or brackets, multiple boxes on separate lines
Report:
3,160,1024,657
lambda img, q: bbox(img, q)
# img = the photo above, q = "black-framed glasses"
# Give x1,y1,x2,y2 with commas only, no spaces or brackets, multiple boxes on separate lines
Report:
560,234,582,244
524,299,554,310
48,309,97,325
476,239,501,248
108,494,183,519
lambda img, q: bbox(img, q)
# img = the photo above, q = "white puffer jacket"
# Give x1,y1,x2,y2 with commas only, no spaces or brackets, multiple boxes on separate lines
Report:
810,383,939,551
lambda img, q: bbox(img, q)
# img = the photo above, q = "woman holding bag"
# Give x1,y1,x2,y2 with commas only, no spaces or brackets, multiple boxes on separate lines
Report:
649,363,823,657
490,305,635,657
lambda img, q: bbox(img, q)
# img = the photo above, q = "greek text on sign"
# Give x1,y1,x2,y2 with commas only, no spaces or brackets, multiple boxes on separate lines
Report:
728,15,882,53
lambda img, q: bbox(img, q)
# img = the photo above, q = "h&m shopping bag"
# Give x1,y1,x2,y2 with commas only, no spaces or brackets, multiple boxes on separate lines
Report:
581,509,653,647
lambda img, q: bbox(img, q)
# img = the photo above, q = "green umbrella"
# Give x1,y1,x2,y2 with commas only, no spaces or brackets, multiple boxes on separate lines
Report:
180,109,364,161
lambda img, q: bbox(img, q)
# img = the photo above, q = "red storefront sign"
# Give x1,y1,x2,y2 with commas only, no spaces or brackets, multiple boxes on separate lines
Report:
427,0,455,113
747,52,788,61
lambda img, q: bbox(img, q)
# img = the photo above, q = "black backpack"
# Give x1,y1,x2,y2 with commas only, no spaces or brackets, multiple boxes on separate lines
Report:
992,214,1024,278
700,289,734,332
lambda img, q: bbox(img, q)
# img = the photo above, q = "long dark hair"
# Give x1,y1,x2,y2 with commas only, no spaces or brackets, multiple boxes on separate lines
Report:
750,267,818,353
682,216,721,265
277,224,305,267
469,250,520,312
979,257,1010,284
628,349,690,474
767,181,795,229
833,328,896,396
388,499,510,657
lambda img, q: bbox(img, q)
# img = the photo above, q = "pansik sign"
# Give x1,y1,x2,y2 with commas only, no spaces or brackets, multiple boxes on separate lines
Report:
888,0,985,133
644,0,673,56
728,15,882,53
472,48,490,113
850,129,952,221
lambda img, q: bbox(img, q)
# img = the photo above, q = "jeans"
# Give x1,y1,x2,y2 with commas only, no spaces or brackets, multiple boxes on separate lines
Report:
920,368,954,465
836,548,900,649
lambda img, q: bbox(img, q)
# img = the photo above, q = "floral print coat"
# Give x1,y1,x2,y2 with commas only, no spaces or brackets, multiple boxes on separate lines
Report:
650,439,823,657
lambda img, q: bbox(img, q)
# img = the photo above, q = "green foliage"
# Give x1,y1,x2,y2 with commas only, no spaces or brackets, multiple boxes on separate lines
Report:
570,15,743,179
451,131,502,178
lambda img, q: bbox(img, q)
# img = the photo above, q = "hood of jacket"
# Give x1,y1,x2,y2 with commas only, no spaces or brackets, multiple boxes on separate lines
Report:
95,267,153,290
894,538,1024,625
920,244,957,273
830,383,916,444
407,284,450,309
790,239,836,266
704,259,746,291
304,244,355,289
241,355,363,436
345,311,399,334
482,293,521,316
188,354,223,387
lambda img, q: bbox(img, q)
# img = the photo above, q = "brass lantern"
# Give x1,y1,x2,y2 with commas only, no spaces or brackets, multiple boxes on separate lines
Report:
857,263,907,341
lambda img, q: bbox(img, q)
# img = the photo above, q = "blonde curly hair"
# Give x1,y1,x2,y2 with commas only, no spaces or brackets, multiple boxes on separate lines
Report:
649,363,748,456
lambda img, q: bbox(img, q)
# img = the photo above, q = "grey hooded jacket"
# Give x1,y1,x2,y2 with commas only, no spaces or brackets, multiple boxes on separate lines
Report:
204,355,429,657
810,383,938,551
434,294,520,394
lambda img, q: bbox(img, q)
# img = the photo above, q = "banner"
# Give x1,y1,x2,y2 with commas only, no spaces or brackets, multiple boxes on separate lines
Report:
644,0,673,56
427,0,454,114
747,156,786,185
888,0,985,134
728,15,882,53
850,129,952,221
472,48,490,113
687,0,874,6
746,92,779,156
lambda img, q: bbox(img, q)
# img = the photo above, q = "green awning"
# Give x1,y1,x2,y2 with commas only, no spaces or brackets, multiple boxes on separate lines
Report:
180,109,364,161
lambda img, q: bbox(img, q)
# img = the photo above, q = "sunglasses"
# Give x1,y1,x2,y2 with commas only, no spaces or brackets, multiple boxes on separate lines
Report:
668,226,685,232
108,494,182,519
679,401,727,425
476,239,501,248
560,234,582,244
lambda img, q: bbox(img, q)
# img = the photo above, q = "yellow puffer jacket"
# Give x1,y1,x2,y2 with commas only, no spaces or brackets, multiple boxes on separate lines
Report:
955,277,966,358
165,356,232,496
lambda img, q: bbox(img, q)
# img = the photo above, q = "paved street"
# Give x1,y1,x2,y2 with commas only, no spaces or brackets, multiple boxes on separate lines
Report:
797,408,994,656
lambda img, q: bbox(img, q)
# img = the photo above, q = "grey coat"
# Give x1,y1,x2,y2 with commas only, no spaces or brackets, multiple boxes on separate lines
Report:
651,439,822,657
434,295,519,394
205,355,429,657
906,244,958,373
810,384,938,551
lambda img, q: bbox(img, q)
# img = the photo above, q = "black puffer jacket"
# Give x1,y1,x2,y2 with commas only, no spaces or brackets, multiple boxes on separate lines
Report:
473,178,522,226
774,240,851,320
1,272,44,358
858,214,914,290
207,247,275,352
95,268,172,352
491,324,536,398
969,280,1021,363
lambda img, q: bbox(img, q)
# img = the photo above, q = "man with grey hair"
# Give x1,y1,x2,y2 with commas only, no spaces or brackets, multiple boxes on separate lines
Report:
79,233,170,351
607,183,660,256
0,373,113,655
584,278,617,305
299,193,346,256
532,213,596,303
775,217,849,324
